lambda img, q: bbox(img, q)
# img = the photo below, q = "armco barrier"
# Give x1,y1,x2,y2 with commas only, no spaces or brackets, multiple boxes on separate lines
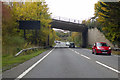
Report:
15,47,44,57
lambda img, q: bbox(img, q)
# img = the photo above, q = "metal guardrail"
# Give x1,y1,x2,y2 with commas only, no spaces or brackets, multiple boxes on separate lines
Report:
15,47,44,57
112,47,120,51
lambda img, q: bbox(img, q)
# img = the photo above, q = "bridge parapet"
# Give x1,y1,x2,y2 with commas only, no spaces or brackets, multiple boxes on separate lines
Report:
51,16,82,24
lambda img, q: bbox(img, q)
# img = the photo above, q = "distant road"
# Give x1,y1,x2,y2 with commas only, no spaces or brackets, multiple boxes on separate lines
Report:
3,42,119,79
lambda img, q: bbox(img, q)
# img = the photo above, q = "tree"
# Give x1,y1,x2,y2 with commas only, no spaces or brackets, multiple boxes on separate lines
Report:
12,2,53,46
2,1,55,55
94,1,120,47
71,32,82,47
2,3,25,55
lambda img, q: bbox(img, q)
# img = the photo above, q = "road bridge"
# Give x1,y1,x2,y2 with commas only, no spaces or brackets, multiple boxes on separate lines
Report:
51,19,88,48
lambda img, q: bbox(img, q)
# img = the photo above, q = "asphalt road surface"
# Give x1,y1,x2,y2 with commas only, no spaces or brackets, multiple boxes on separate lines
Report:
2,42,120,80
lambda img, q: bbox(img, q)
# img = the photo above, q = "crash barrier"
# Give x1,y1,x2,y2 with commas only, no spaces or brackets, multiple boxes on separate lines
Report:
15,46,46,57
112,47,120,51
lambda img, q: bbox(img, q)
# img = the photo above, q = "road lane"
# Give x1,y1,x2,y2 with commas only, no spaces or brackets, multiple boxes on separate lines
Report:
2,42,119,79
23,47,118,78
72,48,119,70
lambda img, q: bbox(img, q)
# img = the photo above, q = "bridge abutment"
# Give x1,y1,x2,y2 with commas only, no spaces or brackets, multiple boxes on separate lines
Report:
82,28,88,48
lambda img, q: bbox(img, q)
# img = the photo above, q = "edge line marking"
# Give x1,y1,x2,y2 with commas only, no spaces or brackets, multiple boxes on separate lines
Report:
15,48,55,80
96,61,120,73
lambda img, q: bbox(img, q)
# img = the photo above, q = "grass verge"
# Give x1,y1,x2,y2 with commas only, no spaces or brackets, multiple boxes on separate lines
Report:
2,49,47,72
87,47,92,50
112,50,120,55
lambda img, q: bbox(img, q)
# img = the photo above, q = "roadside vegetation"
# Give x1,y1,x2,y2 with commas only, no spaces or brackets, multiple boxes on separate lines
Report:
68,32,82,47
2,49,46,72
55,30,82,47
2,1,57,71
56,31,70,41
111,50,120,55
82,1,120,47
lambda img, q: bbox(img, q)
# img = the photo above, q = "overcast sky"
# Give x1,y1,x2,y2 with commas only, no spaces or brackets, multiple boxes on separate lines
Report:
45,0,99,21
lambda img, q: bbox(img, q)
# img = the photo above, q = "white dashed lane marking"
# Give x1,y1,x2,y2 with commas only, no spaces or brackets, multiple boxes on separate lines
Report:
80,54,91,60
69,48,120,74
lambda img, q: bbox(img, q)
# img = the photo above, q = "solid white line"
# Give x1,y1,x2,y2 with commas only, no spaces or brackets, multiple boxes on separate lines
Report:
96,61,120,73
15,48,55,80
80,54,91,60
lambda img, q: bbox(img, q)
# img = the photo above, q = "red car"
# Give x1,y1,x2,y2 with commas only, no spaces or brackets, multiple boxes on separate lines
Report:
92,42,111,55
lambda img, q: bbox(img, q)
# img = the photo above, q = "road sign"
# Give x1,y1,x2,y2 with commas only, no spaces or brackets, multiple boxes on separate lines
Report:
19,20,40,30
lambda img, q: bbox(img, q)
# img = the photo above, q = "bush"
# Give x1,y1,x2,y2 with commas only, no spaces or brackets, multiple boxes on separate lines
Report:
2,36,25,55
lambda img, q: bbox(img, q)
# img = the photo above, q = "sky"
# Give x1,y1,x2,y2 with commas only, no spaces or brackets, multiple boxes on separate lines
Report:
45,0,99,22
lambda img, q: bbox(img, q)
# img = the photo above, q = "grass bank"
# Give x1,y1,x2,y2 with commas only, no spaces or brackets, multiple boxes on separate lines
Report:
112,50,120,55
2,49,47,72
87,47,92,50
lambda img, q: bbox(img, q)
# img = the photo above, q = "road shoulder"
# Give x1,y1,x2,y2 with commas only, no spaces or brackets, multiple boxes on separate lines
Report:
2,48,53,78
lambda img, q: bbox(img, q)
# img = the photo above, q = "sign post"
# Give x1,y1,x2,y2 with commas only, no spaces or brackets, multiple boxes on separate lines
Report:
19,20,41,44
24,29,26,40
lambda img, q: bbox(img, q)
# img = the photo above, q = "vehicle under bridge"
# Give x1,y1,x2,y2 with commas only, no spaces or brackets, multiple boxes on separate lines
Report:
51,19,88,48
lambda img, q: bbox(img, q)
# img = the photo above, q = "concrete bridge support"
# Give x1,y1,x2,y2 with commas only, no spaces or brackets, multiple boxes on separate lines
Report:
88,28,114,47
82,28,88,48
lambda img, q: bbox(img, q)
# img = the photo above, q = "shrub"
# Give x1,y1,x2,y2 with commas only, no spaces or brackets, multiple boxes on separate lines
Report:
2,36,25,55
